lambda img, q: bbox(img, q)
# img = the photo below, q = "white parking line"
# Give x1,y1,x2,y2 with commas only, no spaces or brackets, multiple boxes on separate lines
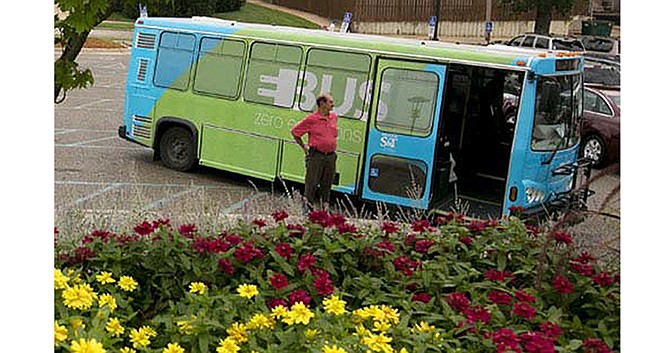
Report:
55,144,146,151
55,129,77,135
72,98,113,109
143,188,199,210
220,192,269,214
55,180,243,190
59,183,123,209
67,136,117,146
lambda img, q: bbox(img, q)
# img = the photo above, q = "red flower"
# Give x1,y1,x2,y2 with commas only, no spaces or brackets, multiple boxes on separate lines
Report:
381,222,398,234
328,213,347,227
233,242,264,263
288,289,311,306
583,338,614,353
539,322,562,339
459,236,472,245
287,223,305,237
552,275,574,294
468,220,487,232
271,210,289,223
312,270,334,296
178,223,196,239
74,246,96,262
575,251,597,263
406,283,417,292
520,332,555,353
403,233,417,247
491,328,521,353
223,233,244,246
592,272,615,287
514,289,536,303
443,212,465,224
552,231,572,245
465,305,491,324
411,219,431,232
266,298,288,309
570,262,594,276
508,205,526,215
252,218,267,227
83,230,111,244
275,243,293,260
337,223,358,235
525,224,541,237
133,220,156,235
415,239,435,253
393,256,419,277
512,302,537,320
152,218,171,228
411,292,432,303
297,253,316,272
218,258,235,275
488,290,512,305
377,239,395,253
485,269,513,283
446,292,471,312
308,210,331,227
270,273,289,290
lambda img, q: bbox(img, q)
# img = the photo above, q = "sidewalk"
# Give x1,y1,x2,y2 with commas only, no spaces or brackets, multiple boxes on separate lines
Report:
247,0,331,27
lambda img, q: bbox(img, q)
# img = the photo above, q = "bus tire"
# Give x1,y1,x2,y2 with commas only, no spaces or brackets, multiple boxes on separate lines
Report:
580,134,606,169
159,126,196,172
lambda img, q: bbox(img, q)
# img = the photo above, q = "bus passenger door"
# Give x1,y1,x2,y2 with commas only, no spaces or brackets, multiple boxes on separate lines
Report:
361,59,446,209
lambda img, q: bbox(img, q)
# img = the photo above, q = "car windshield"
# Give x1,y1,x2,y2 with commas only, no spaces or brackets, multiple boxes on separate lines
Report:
532,74,582,151
607,93,620,109
582,37,615,52
553,39,585,51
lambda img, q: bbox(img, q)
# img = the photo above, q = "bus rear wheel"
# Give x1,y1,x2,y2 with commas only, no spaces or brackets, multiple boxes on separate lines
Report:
159,126,196,171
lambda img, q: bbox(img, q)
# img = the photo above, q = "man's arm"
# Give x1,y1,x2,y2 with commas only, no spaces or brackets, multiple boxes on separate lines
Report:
291,118,310,155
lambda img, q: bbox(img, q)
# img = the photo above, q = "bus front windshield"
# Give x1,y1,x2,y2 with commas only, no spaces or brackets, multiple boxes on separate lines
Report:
531,74,582,151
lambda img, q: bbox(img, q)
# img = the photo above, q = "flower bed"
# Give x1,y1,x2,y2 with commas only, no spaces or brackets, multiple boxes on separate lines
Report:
54,211,619,352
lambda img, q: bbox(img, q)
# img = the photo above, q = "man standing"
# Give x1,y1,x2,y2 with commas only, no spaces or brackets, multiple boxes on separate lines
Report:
291,93,338,209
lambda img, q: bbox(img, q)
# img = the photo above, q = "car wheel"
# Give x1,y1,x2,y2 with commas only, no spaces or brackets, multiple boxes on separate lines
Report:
581,135,607,168
159,126,196,172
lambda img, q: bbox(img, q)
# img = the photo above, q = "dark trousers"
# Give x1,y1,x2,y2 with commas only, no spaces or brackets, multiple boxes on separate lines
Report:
304,149,337,208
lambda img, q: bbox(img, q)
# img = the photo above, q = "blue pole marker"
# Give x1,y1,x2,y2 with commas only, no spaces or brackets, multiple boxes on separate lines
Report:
429,16,437,40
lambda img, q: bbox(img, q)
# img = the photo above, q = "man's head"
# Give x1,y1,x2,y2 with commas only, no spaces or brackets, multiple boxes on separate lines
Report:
316,93,334,111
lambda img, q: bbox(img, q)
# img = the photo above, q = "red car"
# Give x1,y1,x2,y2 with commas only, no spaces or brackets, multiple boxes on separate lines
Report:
581,86,620,168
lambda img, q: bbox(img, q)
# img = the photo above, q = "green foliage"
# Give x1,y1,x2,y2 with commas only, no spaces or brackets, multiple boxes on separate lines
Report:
114,0,243,19
54,213,620,352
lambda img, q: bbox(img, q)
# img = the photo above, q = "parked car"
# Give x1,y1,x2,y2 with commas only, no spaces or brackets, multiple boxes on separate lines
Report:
584,57,620,87
579,35,620,61
581,86,620,168
505,33,586,52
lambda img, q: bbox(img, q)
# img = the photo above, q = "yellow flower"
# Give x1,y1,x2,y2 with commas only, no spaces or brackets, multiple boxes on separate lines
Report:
226,322,248,344
246,313,274,330
55,269,70,289
305,329,320,340
119,347,136,353
62,283,98,310
189,281,207,294
162,343,185,353
373,320,391,332
106,318,125,337
129,328,151,348
354,324,371,340
70,338,106,353
413,321,435,333
378,305,400,325
323,344,347,353
177,316,197,335
118,276,138,292
54,321,68,345
398,349,409,353
361,333,393,353
96,271,116,284
139,325,157,337
99,293,117,312
285,302,314,325
216,337,240,353
71,318,85,334
323,295,347,315
236,284,258,299
271,305,289,320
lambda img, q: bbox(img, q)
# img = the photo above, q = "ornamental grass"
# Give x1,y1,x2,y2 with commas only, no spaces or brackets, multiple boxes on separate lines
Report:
54,211,619,352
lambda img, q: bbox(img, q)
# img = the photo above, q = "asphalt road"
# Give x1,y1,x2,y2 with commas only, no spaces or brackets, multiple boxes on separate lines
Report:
54,49,620,254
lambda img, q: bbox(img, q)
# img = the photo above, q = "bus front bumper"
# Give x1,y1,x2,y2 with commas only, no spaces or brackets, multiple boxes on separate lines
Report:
118,125,150,148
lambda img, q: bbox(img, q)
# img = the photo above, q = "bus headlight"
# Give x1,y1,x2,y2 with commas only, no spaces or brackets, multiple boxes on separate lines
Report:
525,187,546,203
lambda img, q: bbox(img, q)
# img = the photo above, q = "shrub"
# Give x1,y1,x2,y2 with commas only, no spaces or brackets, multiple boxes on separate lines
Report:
54,211,619,352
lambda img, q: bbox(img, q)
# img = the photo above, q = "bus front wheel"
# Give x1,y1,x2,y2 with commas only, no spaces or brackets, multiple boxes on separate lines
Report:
159,126,196,172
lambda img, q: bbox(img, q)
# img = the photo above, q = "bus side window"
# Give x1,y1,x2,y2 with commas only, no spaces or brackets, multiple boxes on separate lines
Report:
194,37,246,99
299,48,371,119
154,32,196,91
243,42,302,108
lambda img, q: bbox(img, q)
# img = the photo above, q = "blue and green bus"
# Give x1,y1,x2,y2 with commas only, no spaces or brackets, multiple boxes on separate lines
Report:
119,16,592,218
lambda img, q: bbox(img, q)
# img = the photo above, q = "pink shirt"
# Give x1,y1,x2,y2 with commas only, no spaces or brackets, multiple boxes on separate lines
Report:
291,111,338,153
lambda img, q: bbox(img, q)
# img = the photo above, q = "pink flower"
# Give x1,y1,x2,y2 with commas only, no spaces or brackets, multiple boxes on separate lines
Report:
297,253,316,272
520,331,555,353
377,239,395,253
275,243,293,260
252,218,267,227
552,275,574,294
271,210,289,222
381,222,398,234
514,289,536,303
446,292,470,312
312,270,334,296
488,290,512,305
337,223,357,235
178,223,196,239
512,302,537,320
539,322,562,339
270,273,289,290
288,289,311,306
415,239,435,253
485,269,514,283
411,292,432,303
552,231,572,245
465,305,491,324
592,272,615,287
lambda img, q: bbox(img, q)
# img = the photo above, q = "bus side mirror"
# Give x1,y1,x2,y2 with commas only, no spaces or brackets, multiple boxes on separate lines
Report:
528,71,536,83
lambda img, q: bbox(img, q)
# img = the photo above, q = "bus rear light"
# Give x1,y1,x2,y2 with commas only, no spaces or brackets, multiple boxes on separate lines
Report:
509,187,518,202
515,60,527,66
